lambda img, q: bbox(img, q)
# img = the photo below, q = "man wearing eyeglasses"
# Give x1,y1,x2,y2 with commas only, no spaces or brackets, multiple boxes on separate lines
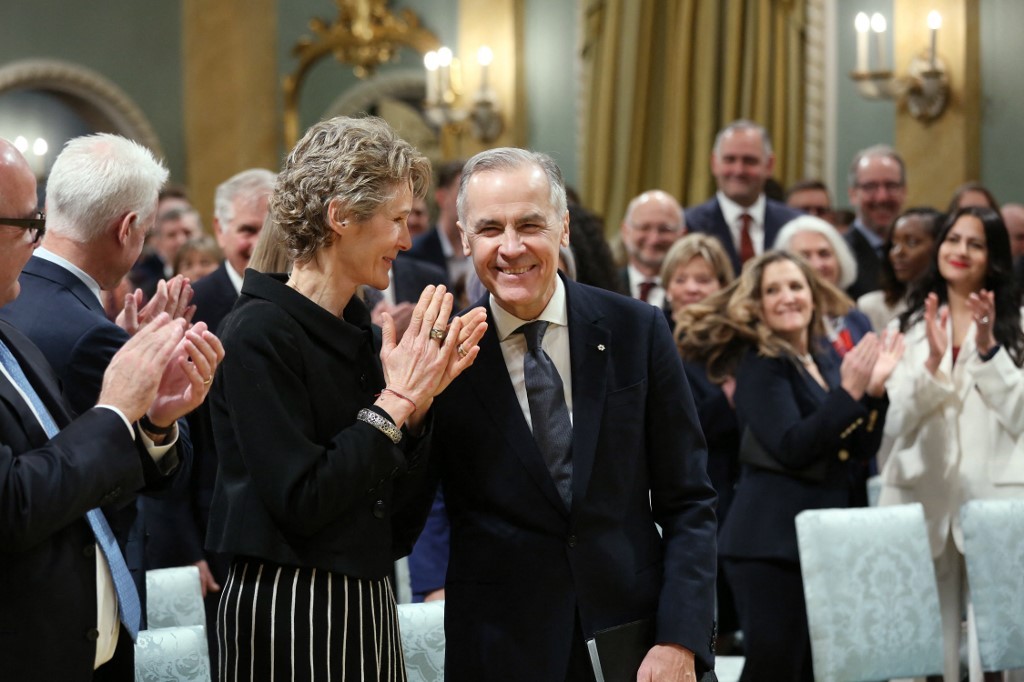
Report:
618,189,685,308
845,144,908,299
0,137,222,680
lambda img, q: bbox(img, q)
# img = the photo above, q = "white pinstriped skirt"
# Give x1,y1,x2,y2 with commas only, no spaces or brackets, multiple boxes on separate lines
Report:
216,557,407,682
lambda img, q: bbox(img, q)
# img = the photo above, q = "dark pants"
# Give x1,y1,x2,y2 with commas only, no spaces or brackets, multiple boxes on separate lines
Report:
725,558,813,682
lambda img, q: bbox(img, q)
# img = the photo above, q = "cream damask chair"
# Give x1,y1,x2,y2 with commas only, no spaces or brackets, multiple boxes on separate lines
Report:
960,498,1024,673
796,503,944,681
134,625,211,682
145,566,206,629
398,600,446,682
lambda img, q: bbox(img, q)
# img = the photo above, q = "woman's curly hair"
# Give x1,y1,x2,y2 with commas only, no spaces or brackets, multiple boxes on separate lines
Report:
271,116,431,264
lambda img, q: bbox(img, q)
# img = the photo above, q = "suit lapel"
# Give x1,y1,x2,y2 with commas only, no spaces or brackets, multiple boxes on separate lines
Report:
564,282,609,513
0,326,71,446
464,299,569,515
711,199,742,273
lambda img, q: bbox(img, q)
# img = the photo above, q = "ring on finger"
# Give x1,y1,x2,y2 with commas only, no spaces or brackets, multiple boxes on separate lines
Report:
457,343,468,358
202,376,213,385
430,327,447,341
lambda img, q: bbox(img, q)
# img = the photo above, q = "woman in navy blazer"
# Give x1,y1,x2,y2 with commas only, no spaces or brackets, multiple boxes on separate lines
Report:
680,251,903,681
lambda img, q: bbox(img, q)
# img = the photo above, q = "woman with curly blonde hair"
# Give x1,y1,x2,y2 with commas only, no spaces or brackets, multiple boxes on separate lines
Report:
679,250,903,681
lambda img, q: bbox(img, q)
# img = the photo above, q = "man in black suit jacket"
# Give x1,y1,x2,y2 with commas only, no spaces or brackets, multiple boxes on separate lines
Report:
430,148,717,681
844,145,907,299
0,135,220,681
686,120,801,274
616,189,685,308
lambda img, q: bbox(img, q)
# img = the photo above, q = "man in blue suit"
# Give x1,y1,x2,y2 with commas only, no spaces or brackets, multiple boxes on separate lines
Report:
686,120,801,274
0,134,203,679
429,148,718,681
0,136,221,680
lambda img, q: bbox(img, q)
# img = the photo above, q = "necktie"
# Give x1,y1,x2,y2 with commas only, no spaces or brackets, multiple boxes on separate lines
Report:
518,321,573,507
637,280,656,303
0,339,142,640
739,213,755,264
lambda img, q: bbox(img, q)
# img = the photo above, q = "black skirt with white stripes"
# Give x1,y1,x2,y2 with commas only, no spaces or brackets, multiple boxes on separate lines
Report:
216,557,407,682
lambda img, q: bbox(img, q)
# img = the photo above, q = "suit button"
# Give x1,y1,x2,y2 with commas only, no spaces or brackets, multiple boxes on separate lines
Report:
372,499,386,519
86,628,99,641
838,449,850,462
567,534,577,548
83,544,95,558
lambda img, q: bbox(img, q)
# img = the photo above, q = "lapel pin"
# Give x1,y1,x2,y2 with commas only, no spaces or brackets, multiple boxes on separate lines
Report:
597,344,605,351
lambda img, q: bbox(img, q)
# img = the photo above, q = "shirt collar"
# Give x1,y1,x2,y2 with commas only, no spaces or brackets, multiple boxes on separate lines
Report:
852,219,886,250
225,260,244,294
33,247,103,305
717,191,766,226
491,275,568,342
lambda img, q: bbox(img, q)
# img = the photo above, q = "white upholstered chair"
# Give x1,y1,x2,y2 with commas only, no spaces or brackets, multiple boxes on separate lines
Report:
134,625,211,682
796,503,944,681
145,566,206,630
398,600,446,682
960,498,1024,673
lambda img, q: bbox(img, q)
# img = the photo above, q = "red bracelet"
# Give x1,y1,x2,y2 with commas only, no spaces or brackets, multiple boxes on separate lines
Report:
376,388,417,413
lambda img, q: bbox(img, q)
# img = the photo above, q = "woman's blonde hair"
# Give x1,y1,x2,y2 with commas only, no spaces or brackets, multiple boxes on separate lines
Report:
659,233,735,291
677,250,852,381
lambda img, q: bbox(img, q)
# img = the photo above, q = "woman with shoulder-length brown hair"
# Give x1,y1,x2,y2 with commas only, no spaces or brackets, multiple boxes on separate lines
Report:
206,116,487,681
679,250,903,681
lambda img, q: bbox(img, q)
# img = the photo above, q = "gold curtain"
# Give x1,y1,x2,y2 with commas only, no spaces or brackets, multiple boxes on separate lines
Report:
580,0,806,232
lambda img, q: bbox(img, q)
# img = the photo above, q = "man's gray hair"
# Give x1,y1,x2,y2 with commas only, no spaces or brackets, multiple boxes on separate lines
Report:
214,168,276,232
457,148,567,226
46,133,168,242
713,120,773,158
847,144,906,189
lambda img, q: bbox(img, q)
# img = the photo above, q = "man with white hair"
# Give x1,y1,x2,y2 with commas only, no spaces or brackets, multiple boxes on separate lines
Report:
618,189,685,307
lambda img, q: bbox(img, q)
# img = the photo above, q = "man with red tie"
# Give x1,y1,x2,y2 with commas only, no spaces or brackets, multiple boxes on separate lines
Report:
685,120,801,274
617,189,685,309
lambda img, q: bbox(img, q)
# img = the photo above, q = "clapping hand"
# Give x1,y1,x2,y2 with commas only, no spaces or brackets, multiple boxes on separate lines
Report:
117,275,196,335
923,292,949,375
967,289,997,356
840,332,881,400
866,329,905,397
144,321,225,436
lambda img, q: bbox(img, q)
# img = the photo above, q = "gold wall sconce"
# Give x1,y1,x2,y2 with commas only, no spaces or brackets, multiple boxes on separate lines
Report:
850,11,950,121
422,45,503,143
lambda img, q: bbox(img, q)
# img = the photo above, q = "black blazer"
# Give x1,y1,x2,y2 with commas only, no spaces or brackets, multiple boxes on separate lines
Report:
719,348,887,563
429,279,718,680
845,224,884,299
392,257,449,302
0,320,169,680
206,271,432,578
0,256,190,600
404,227,448,273
685,196,802,274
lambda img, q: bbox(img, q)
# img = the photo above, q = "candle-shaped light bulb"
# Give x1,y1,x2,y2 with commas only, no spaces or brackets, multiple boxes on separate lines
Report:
927,11,942,70
855,12,870,72
870,13,888,71
437,46,453,104
13,136,28,153
32,138,48,157
437,46,453,67
477,45,493,93
424,51,440,106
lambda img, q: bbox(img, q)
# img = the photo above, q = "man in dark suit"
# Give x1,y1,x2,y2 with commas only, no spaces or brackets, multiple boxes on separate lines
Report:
844,145,908,299
430,148,717,680
406,159,470,285
686,120,801,274
145,168,274,641
616,189,685,308
0,136,221,680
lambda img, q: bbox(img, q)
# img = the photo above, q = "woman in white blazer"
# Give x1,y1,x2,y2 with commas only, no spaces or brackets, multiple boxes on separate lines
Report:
880,206,1024,682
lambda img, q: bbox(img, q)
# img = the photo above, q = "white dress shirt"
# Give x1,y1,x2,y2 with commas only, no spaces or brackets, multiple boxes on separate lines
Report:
625,264,665,309
490,277,573,430
717,191,768,255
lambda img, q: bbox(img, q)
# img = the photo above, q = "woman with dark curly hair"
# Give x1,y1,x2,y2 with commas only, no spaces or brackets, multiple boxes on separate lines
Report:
206,116,487,681
880,207,1024,682
679,250,903,681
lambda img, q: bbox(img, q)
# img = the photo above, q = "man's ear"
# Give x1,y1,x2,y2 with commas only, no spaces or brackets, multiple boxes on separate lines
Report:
212,217,226,248
458,221,471,256
560,212,570,248
116,212,139,246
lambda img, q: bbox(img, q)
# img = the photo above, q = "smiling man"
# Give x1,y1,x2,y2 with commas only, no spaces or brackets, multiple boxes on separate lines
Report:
618,190,685,307
426,148,718,682
686,120,801,274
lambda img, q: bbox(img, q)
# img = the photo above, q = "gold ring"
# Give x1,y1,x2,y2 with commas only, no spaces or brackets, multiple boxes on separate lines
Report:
202,376,213,385
457,343,468,358
429,327,446,341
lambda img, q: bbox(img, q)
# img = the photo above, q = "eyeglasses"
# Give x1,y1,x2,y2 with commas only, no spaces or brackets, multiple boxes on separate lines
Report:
0,212,46,244
855,181,904,195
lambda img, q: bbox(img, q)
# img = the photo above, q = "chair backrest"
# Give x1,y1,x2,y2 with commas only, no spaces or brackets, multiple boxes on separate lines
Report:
135,625,211,682
960,498,1024,671
397,601,445,682
146,566,206,629
796,503,944,682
